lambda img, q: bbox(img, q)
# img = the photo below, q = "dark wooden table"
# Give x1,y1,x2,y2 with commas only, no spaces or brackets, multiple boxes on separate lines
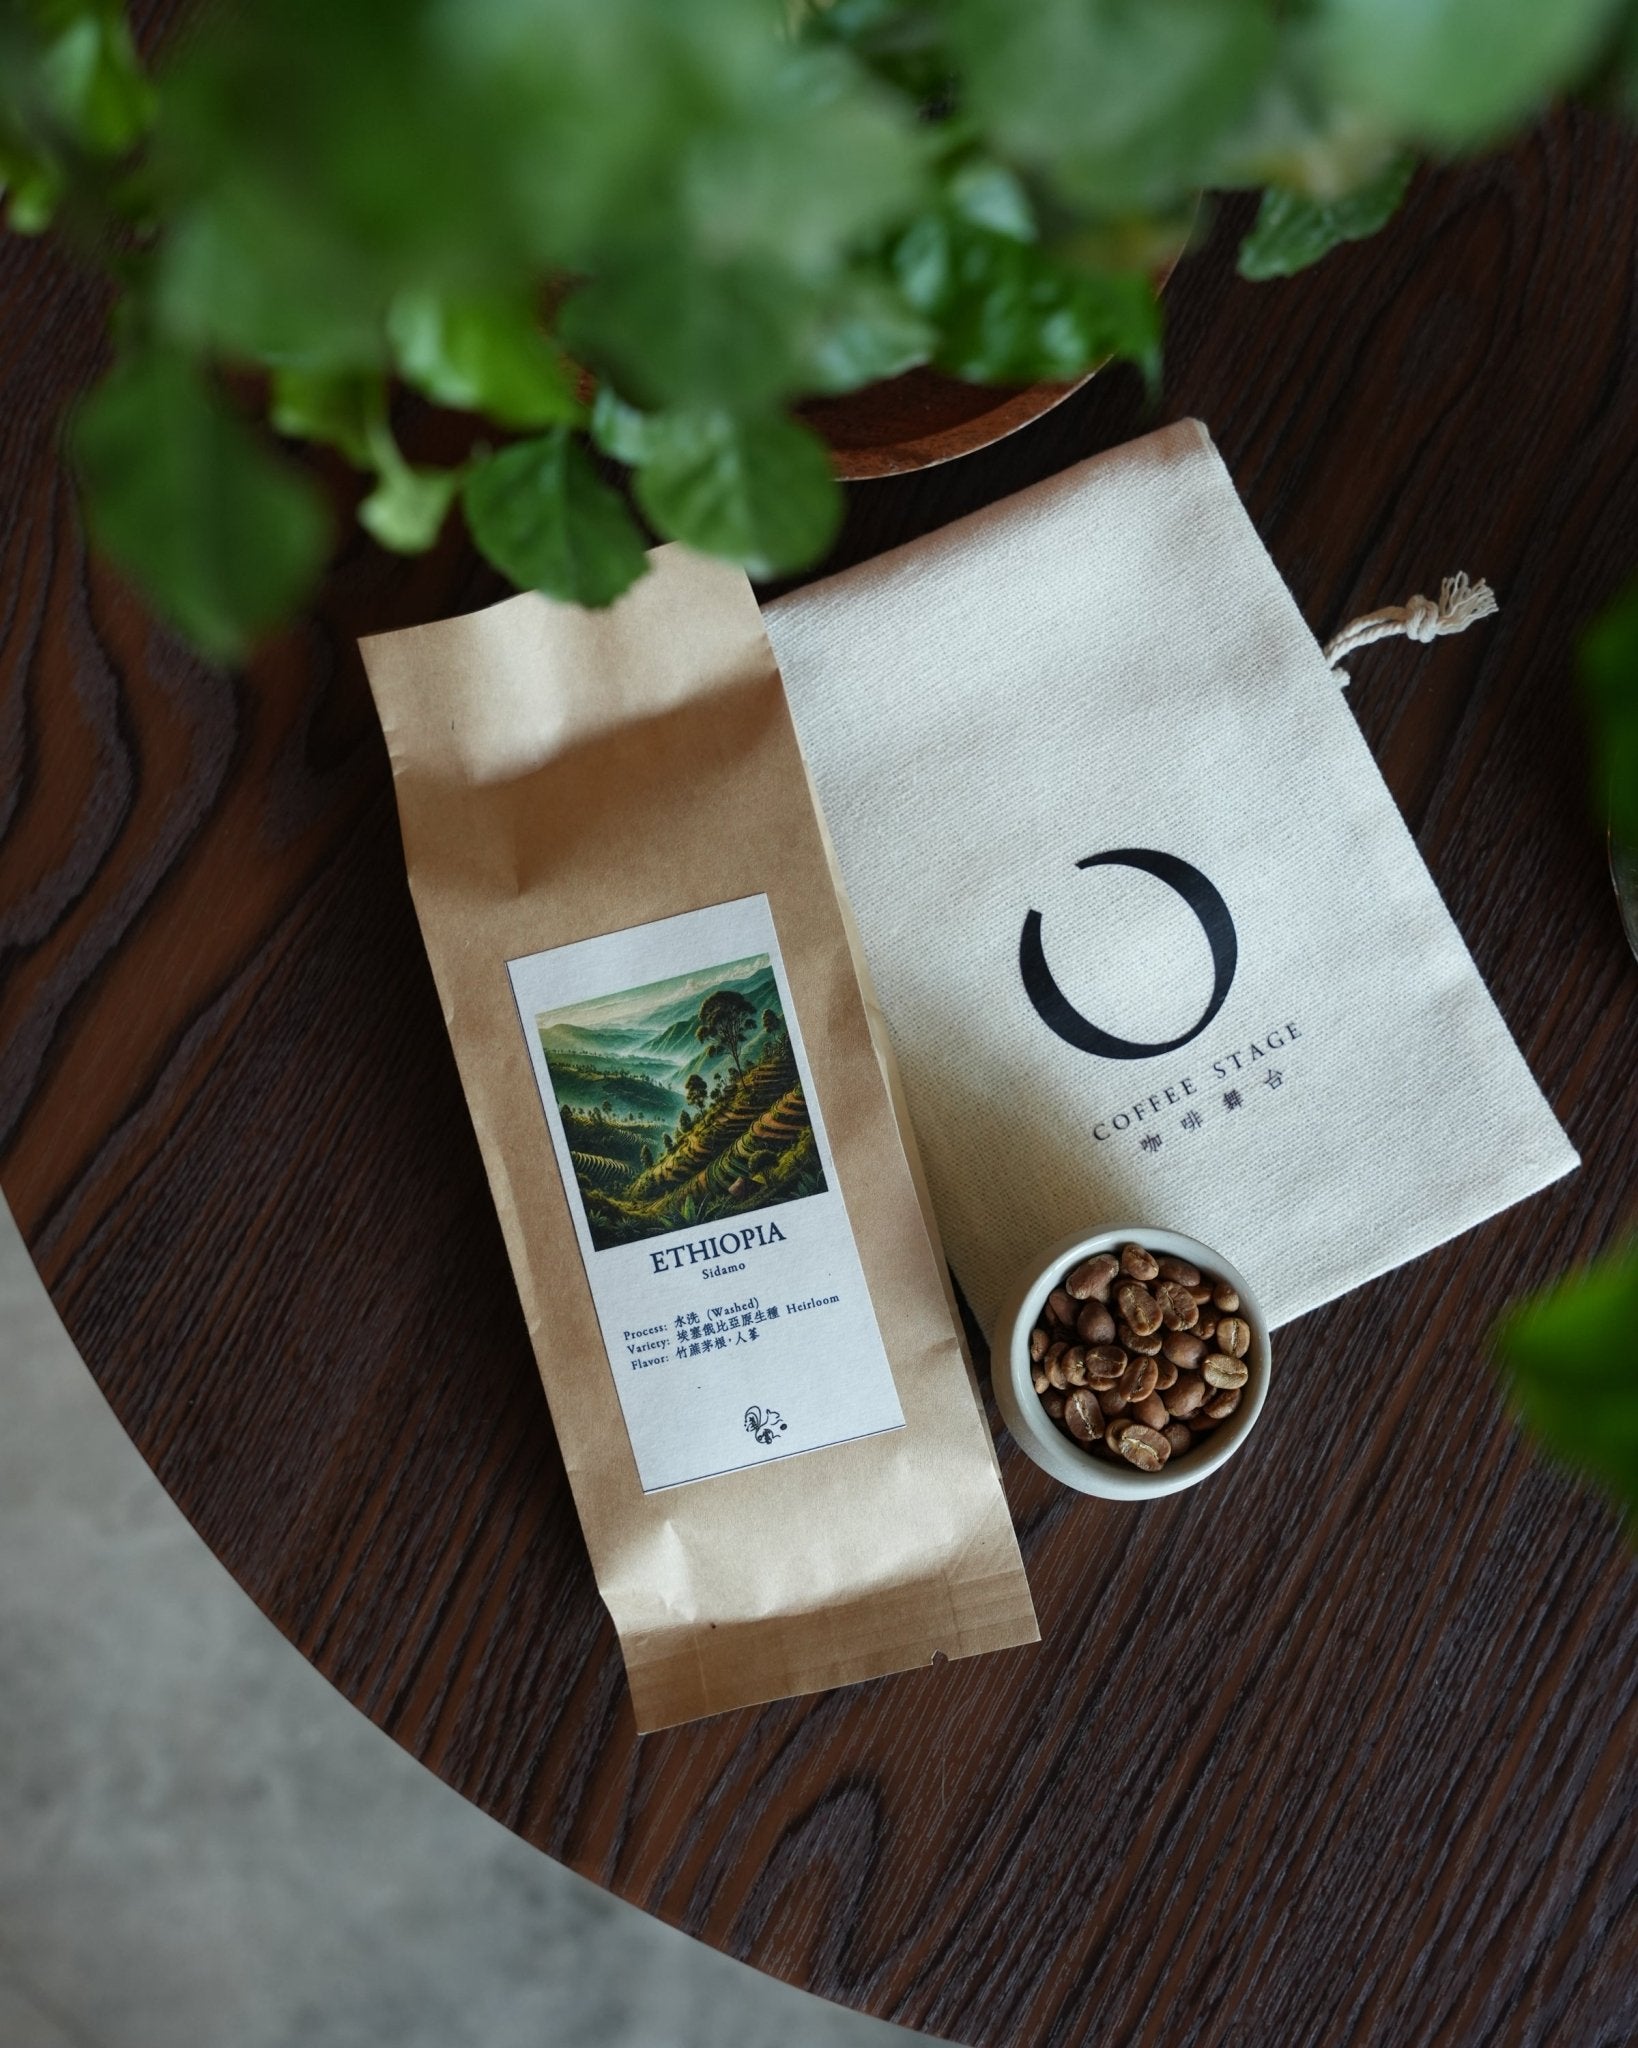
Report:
5,109,1637,2048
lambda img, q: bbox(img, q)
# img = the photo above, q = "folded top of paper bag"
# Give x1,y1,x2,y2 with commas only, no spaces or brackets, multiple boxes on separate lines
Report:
763,419,1577,1330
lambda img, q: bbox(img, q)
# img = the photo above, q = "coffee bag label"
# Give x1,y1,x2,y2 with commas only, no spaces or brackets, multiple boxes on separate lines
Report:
508,892,905,1492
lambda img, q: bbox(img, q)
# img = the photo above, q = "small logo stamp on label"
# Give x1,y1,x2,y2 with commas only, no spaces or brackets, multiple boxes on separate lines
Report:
743,1405,787,1446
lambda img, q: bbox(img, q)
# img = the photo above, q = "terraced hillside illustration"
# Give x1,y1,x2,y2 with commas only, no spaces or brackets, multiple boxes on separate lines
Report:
538,953,826,1251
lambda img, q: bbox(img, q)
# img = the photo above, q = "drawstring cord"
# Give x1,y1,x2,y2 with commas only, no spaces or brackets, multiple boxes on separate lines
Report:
1324,572,1498,681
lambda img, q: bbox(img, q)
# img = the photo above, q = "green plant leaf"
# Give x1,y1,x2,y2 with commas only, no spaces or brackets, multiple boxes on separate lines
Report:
1206,47,1406,202
950,0,1276,212
802,0,956,104
73,352,330,661
153,0,532,309
633,409,840,578
943,158,1036,241
0,10,64,229
798,271,936,394
270,365,457,551
0,133,61,231
360,461,460,553
156,208,388,371
558,254,808,411
1495,1246,1638,1525
667,39,929,277
269,365,381,466
463,428,648,606
1237,151,1414,279
1315,0,1630,144
38,11,153,155
588,386,661,466
1580,577,1638,847
894,212,1160,386
449,0,926,273
387,291,580,428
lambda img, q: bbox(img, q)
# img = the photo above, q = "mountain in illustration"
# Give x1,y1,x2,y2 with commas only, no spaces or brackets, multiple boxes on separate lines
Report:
642,966,780,1057
536,1019,673,1071
538,953,815,1250
544,1058,678,1118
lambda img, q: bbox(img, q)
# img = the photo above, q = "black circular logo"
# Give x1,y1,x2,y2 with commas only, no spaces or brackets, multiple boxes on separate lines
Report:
1019,849,1237,1060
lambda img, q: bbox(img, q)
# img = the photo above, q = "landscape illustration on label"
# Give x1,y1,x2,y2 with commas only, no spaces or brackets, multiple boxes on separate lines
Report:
535,951,827,1253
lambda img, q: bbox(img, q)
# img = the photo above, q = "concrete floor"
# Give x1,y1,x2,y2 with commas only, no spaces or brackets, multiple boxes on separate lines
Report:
0,1198,918,2048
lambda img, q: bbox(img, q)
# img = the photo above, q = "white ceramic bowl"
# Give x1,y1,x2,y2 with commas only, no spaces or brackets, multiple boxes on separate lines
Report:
992,1224,1271,1498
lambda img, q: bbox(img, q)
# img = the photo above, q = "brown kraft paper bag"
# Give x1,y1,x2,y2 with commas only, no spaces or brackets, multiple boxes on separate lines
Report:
359,544,1038,1733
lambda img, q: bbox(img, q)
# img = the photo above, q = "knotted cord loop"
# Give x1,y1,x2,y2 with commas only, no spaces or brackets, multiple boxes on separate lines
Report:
1324,572,1498,680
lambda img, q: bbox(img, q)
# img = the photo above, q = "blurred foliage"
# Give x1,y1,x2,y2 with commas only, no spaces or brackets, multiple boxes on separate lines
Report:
1237,150,1414,279
1496,1246,1638,1528
73,351,328,658
3,0,1638,652
1582,577,1638,849
1489,583,1638,1534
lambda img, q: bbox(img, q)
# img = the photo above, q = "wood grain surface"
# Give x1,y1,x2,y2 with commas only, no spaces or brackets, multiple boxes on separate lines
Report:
4,105,1638,2048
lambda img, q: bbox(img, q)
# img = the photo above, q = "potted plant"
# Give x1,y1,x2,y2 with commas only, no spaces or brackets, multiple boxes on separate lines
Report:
4,0,1635,656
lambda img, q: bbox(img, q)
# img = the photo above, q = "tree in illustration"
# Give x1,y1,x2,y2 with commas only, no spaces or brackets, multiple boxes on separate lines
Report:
685,1072,708,1109
697,988,756,1078
640,1143,654,1169
762,1007,781,1041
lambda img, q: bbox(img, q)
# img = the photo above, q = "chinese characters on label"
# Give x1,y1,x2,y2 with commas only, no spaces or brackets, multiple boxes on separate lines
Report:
1076,1021,1302,1157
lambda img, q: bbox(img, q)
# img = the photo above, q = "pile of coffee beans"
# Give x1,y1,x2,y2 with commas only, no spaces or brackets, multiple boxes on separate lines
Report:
1027,1241,1254,1473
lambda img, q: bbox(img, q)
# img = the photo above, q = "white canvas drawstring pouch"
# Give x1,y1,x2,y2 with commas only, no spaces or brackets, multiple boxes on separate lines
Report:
762,418,1578,1331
